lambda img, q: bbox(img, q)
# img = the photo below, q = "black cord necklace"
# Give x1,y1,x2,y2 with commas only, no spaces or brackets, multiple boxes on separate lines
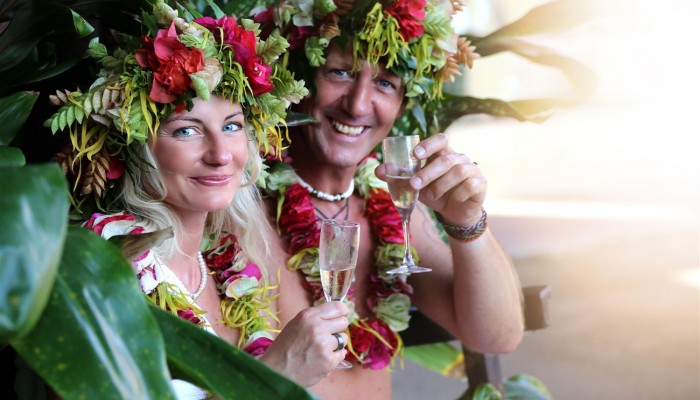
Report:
314,197,350,221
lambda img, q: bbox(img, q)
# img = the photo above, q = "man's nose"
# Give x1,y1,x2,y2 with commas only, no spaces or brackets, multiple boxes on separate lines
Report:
342,76,372,117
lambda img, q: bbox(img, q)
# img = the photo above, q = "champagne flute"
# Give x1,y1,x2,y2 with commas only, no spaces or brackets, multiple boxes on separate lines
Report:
319,219,360,369
382,135,431,274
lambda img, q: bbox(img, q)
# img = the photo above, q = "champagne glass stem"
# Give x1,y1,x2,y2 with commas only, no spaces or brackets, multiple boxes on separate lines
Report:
402,216,415,265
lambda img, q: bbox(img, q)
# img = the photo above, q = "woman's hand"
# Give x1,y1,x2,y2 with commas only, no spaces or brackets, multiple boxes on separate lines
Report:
259,301,350,387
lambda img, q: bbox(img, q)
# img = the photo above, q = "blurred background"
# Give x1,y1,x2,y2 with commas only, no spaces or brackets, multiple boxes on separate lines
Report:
393,0,699,398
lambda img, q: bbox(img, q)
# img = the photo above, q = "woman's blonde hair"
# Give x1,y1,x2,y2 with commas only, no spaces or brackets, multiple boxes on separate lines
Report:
120,135,271,269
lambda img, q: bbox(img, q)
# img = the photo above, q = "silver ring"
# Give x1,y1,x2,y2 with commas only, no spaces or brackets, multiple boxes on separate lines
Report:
332,333,345,352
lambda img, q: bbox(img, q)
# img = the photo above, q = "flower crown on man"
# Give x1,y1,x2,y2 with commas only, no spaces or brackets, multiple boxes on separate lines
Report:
45,0,308,213
252,0,478,105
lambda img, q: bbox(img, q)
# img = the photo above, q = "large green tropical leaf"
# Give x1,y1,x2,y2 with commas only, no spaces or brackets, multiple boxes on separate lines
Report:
0,91,38,145
11,226,175,400
0,164,68,342
0,0,149,89
151,305,319,400
0,147,26,167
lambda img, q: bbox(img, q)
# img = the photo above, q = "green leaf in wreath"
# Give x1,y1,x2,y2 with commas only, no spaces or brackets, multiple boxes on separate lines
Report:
0,164,68,343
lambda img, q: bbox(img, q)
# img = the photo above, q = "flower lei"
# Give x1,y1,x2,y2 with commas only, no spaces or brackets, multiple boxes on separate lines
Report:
83,212,278,356
266,156,416,370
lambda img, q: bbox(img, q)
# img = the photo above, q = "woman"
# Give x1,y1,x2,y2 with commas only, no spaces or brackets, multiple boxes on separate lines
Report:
46,2,349,397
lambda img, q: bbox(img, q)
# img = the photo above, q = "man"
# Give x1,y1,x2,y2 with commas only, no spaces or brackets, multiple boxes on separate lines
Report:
255,1,524,398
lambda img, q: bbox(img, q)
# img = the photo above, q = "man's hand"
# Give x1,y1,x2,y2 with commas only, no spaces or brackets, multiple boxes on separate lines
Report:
376,133,484,226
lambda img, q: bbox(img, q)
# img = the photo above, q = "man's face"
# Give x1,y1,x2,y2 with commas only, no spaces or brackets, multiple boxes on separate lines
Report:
294,44,405,169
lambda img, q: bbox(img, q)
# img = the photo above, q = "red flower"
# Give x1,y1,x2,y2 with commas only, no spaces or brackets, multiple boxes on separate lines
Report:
365,190,404,243
203,234,238,270
252,6,275,39
280,184,320,253
385,0,426,41
347,319,399,370
135,22,204,103
287,25,315,50
194,16,273,96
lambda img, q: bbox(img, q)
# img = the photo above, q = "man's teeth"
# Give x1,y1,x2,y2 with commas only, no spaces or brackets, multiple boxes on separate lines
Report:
332,120,364,136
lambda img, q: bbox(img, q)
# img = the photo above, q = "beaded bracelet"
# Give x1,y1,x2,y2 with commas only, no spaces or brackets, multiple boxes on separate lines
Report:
436,208,488,243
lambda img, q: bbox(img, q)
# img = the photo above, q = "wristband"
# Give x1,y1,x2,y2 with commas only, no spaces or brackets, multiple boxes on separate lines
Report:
436,208,488,242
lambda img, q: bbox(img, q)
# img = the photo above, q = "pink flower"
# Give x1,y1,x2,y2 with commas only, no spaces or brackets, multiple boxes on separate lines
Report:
385,0,426,41
222,263,262,284
135,22,204,103
244,336,273,357
177,309,202,325
106,157,124,180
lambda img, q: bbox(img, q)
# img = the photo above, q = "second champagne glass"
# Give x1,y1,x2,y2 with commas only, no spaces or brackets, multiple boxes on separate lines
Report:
382,135,431,274
319,219,360,369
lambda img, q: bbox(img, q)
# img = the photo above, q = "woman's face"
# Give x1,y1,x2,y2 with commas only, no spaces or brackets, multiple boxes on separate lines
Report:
152,96,249,219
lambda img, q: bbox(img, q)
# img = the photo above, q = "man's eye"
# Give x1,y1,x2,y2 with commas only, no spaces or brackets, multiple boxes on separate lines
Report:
223,122,243,133
174,127,196,137
331,69,349,78
378,79,396,90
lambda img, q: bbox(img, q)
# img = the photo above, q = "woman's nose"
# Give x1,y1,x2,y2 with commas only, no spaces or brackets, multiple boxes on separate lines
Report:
203,135,232,165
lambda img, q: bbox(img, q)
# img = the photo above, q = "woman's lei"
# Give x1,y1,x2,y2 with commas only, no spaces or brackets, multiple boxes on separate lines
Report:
266,156,415,369
84,212,278,356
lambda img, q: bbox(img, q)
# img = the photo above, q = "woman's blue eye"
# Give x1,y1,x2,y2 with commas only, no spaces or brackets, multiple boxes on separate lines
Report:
223,123,242,132
174,127,196,137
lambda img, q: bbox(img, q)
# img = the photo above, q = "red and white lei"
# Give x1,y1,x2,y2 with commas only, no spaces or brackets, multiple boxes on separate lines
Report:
83,212,277,356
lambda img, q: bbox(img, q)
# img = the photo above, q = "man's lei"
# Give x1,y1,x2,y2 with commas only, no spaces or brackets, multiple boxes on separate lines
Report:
266,156,415,369
84,213,278,356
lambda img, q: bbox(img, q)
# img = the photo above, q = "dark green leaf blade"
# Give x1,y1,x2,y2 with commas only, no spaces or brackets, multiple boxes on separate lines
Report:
11,226,175,400
0,91,38,145
151,305,318,400
0,146,26,167
0,164,68,342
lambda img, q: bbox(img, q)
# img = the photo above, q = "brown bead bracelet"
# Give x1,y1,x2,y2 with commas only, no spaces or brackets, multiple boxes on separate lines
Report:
435,208,488,242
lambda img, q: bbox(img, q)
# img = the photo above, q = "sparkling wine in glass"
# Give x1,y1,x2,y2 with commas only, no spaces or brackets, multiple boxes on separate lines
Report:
382,135,431,274
319,219,360,369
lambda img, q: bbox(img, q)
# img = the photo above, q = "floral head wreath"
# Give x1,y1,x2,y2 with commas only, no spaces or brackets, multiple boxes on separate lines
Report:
252,0,478,115
46,0,307,213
